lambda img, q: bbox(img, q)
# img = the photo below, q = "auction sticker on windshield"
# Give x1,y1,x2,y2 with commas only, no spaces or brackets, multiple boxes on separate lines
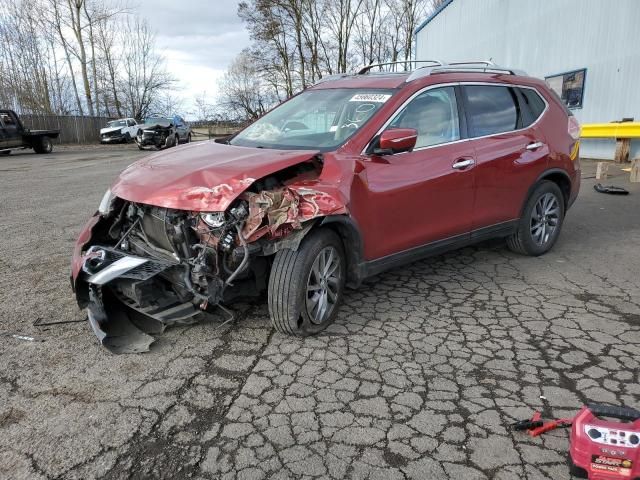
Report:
349,93,392,103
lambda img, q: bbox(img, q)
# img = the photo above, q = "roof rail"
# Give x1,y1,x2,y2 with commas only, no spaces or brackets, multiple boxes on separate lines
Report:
405,61,527,82
312,73,351,85
447,60,497,67
317,60,527,85
357,60,444,75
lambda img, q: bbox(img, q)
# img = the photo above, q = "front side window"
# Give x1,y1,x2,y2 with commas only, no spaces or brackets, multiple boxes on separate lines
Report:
387,86,460,148
464,85,518,137
0,112,17,128
107,120,127,128
231,88,395,150
545,69,585,109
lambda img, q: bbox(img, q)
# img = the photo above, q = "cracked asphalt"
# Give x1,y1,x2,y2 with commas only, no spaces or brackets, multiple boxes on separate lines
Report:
1,145,639,480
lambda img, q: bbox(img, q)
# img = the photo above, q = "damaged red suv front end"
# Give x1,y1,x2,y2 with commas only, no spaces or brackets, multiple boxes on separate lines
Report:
71,140,358,352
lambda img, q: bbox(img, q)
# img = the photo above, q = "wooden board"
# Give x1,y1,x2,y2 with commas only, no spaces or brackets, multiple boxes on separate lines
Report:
596,162,610,180
631,158,640,183
614,138,630,163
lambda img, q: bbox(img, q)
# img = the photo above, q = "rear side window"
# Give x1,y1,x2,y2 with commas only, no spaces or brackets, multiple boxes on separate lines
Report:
519,88,546,124
463,85,519,137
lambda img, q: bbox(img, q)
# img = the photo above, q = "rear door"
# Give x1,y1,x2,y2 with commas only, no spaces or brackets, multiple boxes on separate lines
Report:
461,84,549,230
353,85,477,260
179,117,189,138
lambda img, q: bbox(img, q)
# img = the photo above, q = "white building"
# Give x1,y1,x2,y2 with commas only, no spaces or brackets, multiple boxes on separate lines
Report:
415,0,640,160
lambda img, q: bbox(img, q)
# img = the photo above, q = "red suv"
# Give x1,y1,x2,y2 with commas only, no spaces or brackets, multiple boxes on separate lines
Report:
71,61,581,353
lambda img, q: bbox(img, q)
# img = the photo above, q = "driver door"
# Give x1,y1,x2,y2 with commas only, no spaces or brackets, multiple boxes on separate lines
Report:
0,112,22,149
351,86,477,260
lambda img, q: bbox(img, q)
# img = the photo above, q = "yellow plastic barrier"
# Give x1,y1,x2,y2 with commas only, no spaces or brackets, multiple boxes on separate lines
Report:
581,123,640,139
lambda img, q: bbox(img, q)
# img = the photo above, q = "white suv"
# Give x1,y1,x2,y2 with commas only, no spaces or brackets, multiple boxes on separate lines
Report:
100,118,139,144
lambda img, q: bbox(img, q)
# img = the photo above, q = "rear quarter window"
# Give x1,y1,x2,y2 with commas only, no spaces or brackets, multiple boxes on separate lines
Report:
519,88,547,123
463,85,519,137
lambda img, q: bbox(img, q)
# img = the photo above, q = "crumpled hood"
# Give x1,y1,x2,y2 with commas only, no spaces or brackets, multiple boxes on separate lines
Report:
100,126,122,135
140,122,172,131
111,141,321,212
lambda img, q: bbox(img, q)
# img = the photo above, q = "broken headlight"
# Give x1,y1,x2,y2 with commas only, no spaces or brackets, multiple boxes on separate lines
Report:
98,189,116,216
201,212,225,228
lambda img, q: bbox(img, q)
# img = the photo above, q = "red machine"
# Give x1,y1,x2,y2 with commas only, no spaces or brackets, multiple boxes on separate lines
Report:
570,404,640,479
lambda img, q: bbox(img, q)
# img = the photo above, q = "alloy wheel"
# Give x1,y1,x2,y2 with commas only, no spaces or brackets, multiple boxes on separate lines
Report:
305,246,342,325
530,192,560,246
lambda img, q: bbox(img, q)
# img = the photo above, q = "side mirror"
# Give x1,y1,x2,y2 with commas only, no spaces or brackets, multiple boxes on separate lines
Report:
375,128,418,155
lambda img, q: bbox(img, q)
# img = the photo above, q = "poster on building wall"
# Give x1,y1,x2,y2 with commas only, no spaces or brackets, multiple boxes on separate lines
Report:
545,69,586,109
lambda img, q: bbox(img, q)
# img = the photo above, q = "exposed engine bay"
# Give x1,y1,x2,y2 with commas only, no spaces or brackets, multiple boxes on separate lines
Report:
75,160,334,354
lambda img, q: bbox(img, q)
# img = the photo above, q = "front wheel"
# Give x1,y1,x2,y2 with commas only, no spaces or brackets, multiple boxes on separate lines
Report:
33,136,53,154
268,229,346,336
165,135,177,148
506,180,565,256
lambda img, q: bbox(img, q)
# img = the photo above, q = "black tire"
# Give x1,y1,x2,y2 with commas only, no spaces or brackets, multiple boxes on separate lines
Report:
165,135,176,148
33,136,53,154
507,180,565,256
124,132,131,143
268,228,346,336
0,150,10,155
186,133,192,143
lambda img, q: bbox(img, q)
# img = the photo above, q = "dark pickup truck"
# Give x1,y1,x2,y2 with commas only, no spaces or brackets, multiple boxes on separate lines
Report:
0,110,60,155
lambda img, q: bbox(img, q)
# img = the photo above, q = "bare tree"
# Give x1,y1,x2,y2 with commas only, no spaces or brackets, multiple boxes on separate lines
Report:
121,19,175,120
0,0,56,113
194,91,222,122
229,0,439,121
219,50,275,121
1,0,173,119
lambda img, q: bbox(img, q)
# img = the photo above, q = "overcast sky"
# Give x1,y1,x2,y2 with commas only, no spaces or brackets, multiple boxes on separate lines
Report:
147,0,250,116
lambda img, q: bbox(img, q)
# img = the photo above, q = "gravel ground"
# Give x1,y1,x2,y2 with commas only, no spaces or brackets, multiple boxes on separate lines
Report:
0,146,639,480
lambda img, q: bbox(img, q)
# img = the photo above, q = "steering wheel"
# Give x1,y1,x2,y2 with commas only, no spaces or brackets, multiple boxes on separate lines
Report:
244,122,281,141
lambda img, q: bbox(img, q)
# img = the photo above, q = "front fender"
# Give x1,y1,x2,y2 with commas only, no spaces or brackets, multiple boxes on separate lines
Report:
320,215,365,288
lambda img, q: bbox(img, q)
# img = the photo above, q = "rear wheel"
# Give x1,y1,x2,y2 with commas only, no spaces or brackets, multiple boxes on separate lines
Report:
124,132,131,143
0,150,10,156
187,133,192,143
506,180,565,256
33,136,53,154
268,229,345,336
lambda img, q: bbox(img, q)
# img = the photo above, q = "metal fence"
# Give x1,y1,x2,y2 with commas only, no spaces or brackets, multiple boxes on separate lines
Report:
19,114,113,144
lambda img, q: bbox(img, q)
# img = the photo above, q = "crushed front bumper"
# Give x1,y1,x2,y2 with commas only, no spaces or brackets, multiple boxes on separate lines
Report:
74,245,206,354
100,134,127,143
137,131,169,148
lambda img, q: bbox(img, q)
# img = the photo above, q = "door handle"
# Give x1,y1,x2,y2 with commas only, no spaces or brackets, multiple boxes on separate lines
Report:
525,141,545,151
452,158,475,170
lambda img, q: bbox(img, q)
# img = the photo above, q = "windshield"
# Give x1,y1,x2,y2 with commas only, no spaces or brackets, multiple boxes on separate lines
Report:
230,88,395,150
107,120,127,127
144,117,171,125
